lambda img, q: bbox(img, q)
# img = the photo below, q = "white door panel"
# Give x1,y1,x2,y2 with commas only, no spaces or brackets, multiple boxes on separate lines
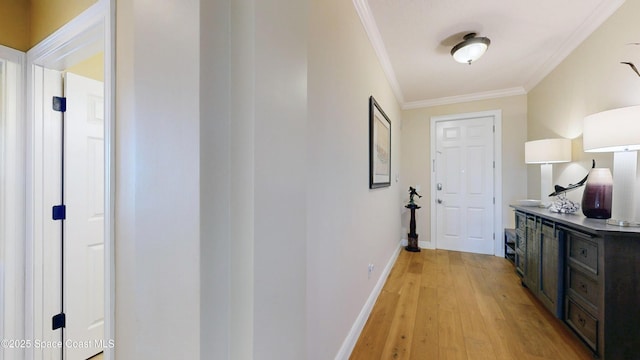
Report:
435,116,494,254
63,72,104,360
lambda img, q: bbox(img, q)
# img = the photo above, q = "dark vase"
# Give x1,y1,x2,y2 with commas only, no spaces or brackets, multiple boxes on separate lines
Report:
581,168,613,219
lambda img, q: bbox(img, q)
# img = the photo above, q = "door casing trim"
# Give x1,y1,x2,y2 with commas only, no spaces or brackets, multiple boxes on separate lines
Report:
0,44,26,359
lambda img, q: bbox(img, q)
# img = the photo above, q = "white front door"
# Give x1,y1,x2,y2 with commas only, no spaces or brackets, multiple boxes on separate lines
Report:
63,72,105,360
434,116,495,254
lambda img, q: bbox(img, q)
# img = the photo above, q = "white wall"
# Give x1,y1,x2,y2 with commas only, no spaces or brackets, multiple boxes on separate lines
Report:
401,95,528,242
527,0,640,206
115,0,201,358
307,0,403,358
252,0,308,358
200,0,231,359
117,0,400,358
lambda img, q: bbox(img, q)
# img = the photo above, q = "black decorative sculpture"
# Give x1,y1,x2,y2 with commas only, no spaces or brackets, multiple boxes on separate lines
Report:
409,186,422,204
406,187,422,252
548,159,594,196
548,160,595,214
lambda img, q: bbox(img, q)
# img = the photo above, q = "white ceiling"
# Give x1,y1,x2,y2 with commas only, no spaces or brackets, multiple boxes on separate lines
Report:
355,0,625,108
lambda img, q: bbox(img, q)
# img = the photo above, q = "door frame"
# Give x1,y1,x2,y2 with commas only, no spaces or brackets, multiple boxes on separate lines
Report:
429,110,503,255
0,44,26,359
25,1,115,359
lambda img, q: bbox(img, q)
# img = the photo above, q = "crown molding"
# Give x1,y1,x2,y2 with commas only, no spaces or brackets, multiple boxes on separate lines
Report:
523,0,625,91
402,87,527,110
354,0,624,110
352,0,405,104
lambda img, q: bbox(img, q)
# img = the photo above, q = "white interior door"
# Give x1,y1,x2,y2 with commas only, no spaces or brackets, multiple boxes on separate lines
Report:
39,67,65,360
63,72,105,360
434,116,495,254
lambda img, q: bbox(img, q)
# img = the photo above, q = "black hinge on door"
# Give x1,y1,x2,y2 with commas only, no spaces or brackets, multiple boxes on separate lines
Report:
52,313,66,330
52,205,66,220
53,96,66,112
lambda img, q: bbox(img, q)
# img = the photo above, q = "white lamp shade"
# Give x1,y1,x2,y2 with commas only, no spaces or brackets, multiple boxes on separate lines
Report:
452,43,488,64
525,138,572,164
583,105,640,152
451,33,491,64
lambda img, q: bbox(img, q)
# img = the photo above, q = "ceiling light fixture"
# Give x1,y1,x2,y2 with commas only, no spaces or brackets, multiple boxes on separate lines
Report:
451,33,491,65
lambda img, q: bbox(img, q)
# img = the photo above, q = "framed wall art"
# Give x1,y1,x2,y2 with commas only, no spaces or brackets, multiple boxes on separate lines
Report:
369,96,391,189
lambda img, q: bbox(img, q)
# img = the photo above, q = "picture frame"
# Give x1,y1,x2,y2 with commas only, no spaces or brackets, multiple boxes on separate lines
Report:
369,96,391,188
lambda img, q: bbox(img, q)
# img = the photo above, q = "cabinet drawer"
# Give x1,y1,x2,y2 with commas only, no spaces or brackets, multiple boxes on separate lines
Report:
515,211,526,230
566,298,598,351
526,216,536,228
567,266,599,309
568,233,598,274
516,232,526,252
515,250,524,277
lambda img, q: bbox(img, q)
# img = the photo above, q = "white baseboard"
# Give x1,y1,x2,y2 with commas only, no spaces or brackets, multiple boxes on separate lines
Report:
334,240,402,360
419,240,434,249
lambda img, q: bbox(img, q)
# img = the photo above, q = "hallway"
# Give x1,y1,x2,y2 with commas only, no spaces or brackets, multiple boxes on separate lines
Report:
350,249,592,359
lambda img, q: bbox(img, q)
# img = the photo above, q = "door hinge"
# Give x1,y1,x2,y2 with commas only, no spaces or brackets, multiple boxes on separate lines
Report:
52,96,66,112
493,125,495,133
493,161,495,169
493,197,495,204
52,313,66,330
52,205,66,220
493,233,495,240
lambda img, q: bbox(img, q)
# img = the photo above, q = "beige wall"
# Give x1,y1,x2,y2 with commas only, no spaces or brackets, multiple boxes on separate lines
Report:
307,0,403,358
66,52,104,81
30,0,97,47
0,0,29,51
527,0,640,205
401,95,528,242
0,0,97,51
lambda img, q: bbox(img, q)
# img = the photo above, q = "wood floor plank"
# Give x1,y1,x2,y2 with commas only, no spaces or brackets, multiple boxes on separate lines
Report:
437,308,468,360
350,289,400,360
385,250,412,294
409,285,438,359
437,281,468,360
420,250,438,289
350,249,594,360
380,272,421,359
408,253,424,275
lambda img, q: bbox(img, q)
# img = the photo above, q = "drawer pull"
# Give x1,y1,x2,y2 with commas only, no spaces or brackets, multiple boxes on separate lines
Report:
579,247,588,258
578,315,586,327
579,281,588,294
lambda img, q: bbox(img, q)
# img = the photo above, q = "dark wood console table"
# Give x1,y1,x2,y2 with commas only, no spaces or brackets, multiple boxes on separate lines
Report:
511,205,640,360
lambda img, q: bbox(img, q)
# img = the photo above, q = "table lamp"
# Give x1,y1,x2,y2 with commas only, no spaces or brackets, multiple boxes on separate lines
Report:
525,138,572,205
584,105,640,226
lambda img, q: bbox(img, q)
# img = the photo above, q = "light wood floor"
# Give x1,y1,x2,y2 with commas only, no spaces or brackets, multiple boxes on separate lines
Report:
350,249,594,360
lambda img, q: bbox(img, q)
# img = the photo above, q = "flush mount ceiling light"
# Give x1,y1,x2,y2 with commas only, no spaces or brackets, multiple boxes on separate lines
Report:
451,32,491,65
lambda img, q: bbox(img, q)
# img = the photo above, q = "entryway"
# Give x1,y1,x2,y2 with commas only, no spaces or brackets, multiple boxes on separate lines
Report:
430,110,502,255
